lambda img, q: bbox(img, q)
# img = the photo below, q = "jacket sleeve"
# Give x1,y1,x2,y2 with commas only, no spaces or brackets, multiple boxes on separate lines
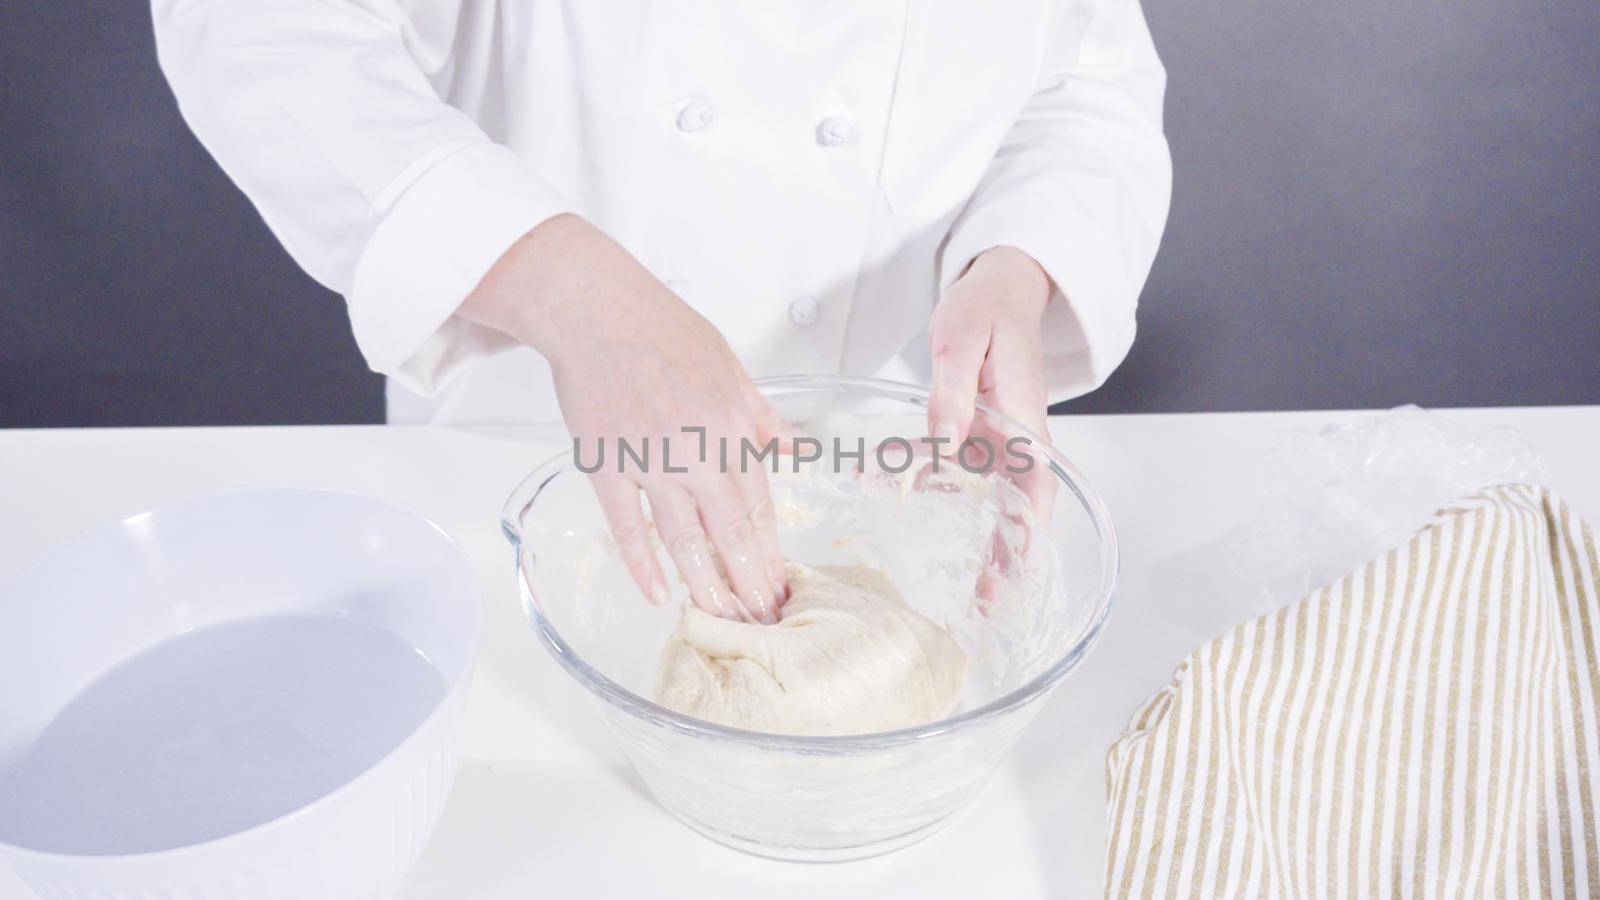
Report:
938,0,1173,403
151,0,572,394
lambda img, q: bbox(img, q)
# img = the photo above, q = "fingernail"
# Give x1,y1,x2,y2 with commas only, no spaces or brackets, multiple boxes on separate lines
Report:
934,421,959,453
649,578,671,606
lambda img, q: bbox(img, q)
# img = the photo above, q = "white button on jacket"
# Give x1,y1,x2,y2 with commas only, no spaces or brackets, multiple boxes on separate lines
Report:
153,1,1173,425
675,100,716,134
789,296,822,327
816,116,857,148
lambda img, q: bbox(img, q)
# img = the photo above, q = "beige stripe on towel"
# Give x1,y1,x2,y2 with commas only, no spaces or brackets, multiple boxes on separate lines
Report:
1105,484,1600,898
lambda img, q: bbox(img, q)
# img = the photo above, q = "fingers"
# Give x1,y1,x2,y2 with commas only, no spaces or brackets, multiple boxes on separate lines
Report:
985,325,1056,524
928,304,992,455
591,475,670,606
615,377,788,624
732,372,790,604
976,509,1032,617
644,483,748,621
697,474,782,623
1015,438,1058,524
729,451,788,606
969,412,1056,525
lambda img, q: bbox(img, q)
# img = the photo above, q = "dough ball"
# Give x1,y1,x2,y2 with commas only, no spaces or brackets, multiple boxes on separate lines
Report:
654,562,967,736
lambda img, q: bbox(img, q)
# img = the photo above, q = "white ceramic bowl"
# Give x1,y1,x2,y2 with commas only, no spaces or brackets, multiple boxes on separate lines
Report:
0,487,481,900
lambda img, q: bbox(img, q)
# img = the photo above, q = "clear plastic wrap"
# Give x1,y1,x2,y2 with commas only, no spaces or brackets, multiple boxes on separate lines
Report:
1172,405,1549,629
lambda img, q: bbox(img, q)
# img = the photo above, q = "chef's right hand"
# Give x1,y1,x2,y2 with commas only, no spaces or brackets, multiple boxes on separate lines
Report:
459,214,788,623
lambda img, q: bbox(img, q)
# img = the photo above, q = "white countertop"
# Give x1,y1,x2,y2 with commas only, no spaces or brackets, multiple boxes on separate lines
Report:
1,406,1595,899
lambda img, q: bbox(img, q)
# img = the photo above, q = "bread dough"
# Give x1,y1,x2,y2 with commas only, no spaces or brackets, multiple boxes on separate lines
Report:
655,562,967,736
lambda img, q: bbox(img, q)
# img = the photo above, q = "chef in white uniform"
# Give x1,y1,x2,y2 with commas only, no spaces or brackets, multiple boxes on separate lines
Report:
153,1,1171,623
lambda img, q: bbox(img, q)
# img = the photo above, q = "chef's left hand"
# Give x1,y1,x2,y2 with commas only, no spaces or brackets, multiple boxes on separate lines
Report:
927,245,1055,515
927,246,1057,611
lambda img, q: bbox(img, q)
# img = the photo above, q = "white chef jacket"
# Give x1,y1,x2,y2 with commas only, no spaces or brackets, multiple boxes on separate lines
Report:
153,1,1171,424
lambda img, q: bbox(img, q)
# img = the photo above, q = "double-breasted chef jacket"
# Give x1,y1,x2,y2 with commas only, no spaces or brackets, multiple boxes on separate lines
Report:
154,1,1172,424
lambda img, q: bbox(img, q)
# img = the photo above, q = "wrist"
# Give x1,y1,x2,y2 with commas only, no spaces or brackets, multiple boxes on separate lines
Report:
456,215,567,348
458,213,646,362
971,246,1051,319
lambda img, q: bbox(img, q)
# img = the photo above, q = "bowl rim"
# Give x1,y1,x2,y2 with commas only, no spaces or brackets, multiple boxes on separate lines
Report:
501,375,1119,753
0,484,483,866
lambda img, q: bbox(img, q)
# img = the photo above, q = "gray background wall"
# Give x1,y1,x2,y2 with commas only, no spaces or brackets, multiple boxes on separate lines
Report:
2,1,1596,427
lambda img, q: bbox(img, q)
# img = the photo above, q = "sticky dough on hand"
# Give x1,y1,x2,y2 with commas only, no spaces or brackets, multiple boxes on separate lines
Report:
654,562,967,736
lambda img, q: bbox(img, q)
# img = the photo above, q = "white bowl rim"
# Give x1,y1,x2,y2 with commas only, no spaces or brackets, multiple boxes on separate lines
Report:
0,484,483,865
501,375,1120,753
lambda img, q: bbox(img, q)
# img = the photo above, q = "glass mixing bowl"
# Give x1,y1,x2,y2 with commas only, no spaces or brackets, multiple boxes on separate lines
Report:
500,376,1117,861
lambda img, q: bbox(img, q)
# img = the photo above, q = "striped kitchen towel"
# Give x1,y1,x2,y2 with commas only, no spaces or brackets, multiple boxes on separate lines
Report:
1105,484,1600,898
